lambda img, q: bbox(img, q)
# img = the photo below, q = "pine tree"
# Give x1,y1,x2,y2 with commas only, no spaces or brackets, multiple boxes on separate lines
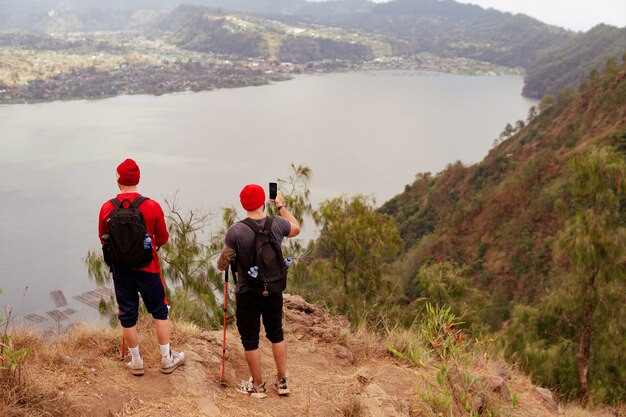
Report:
312,195,403,299
555,147,626,404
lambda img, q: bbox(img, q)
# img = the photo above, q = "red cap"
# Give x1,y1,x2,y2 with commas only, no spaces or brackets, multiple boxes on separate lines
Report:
239,184,265,211
116,159,140,186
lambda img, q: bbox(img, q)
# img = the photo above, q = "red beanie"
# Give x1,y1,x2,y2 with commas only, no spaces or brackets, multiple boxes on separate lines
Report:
240,184,265,211
116,159,140,186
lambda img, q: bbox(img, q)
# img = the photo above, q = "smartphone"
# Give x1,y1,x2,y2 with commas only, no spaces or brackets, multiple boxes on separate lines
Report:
269,182,277,200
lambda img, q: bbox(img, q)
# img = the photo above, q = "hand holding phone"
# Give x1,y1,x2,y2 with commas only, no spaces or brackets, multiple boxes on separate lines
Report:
269,182,277,200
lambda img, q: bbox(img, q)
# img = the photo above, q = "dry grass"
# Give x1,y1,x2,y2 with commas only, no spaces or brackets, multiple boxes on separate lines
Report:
1,302,623,417
0,319,197,417
0,376,74,417
383,325,432,366
340,396,363,417
563,404,626,417
345,320,388,361
1,327,76,417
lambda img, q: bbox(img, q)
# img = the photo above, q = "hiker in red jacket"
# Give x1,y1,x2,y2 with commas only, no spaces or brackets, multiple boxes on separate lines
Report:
217,184,300,398
98,158,184,376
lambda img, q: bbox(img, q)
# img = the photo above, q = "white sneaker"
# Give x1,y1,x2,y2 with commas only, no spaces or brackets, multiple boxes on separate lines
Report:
160,350,185,374
274,377,290,395
127,355,144,376
236,377,268,399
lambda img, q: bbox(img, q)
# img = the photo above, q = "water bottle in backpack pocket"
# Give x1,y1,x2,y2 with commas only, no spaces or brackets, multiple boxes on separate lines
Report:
143,233,152,250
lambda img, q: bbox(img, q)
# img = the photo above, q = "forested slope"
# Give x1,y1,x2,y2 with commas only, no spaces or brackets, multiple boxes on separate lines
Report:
380,59,626,403
159,5,378,61
524,25,626,98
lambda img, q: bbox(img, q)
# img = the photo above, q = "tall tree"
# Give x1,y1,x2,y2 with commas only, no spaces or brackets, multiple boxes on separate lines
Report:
555,147,626,404
273,163,313,256
312,195,403,298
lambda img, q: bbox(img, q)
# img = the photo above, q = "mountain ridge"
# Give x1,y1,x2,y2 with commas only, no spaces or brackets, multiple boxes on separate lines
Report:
2,0,624,98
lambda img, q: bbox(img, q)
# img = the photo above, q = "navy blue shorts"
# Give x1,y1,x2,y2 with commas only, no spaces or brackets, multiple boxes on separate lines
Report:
112,268,169,328
235,291,284,351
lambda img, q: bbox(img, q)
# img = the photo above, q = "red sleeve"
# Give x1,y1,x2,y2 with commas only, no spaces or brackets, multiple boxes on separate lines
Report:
98,201,114,244
137,199,168,248
150,201,169,248
140,199,169,273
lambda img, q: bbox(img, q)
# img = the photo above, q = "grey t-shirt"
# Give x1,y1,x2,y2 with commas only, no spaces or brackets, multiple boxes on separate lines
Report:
225,216,291,293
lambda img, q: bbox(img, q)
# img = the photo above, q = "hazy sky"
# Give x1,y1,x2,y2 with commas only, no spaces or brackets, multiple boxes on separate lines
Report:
370,0,626,32
456,0,625,31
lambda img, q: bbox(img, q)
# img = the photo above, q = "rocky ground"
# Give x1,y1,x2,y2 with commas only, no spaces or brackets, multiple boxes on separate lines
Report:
2,294,599,417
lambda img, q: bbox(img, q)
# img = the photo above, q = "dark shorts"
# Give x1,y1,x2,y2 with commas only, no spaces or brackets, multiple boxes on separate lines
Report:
112,268,169,328
235,291,284,351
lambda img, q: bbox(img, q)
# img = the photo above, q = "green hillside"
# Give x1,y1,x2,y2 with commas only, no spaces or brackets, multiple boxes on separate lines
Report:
160,5,380,61
524,24,626,98
160,6,268,58
308,1,625,98
379,58,626,403
164,1,623,99
343,0,573,67
382,56,626,310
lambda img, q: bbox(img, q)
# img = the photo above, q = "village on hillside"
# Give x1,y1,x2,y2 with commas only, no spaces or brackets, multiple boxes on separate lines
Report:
0,31,520,104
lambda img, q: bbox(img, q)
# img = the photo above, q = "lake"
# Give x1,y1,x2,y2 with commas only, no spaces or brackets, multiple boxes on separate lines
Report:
0,70,537,327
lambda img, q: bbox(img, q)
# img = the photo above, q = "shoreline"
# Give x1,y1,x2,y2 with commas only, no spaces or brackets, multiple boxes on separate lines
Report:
0,54,523,106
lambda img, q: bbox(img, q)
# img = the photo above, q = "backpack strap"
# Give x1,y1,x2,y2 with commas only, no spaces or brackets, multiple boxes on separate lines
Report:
240,217,257,233
109,198,122,209
109,196,149,209
130,196,149,208
240,216,276,267
240,218,261,263
241,217,274,235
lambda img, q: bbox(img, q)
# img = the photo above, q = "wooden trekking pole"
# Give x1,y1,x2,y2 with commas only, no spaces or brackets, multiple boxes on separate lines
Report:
220,266,229,387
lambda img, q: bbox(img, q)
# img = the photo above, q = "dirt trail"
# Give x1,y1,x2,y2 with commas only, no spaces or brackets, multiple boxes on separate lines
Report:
65,295,561,417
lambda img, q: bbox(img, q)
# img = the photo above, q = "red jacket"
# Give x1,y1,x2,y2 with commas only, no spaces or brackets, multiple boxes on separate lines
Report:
98,193,169,273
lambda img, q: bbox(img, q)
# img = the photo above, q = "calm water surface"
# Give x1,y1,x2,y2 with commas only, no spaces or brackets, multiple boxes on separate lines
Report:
0,70,537,325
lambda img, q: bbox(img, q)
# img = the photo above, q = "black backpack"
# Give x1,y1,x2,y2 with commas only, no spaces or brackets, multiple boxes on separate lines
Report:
240,217,287,296
102,196,153,269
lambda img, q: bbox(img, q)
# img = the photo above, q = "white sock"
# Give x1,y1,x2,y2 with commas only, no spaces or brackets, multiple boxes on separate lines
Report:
129,346,141,362
160,343,170,358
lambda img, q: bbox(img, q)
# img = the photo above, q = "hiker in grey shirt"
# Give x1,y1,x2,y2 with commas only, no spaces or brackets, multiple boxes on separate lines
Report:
217,184,300,398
